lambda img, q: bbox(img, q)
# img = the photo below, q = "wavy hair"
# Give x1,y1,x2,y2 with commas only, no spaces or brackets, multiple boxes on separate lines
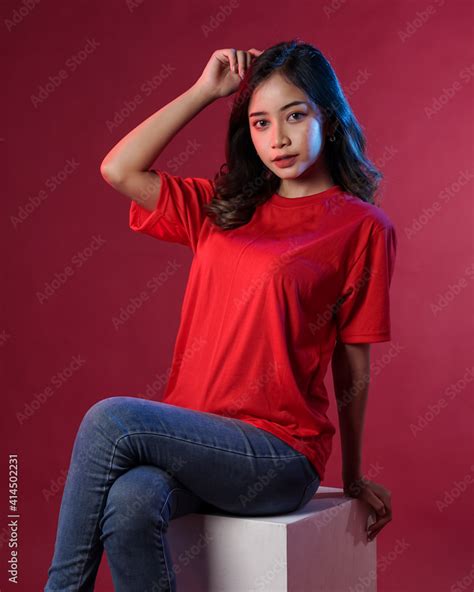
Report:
204,38,383,230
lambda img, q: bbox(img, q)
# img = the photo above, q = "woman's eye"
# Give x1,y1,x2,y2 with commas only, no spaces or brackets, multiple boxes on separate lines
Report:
253,112,305,129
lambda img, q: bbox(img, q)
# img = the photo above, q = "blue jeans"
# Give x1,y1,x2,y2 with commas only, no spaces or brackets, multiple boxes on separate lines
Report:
44,396,320,591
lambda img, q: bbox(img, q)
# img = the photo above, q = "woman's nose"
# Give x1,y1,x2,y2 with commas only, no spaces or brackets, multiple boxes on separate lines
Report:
271,132,290,149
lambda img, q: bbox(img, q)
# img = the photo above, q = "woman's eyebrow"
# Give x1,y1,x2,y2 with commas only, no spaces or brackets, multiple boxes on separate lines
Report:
248,100,308,118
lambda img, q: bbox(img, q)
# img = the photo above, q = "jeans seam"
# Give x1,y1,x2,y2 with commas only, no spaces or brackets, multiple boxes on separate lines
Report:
114,430,304,460
73,429,305,589
74,432,119,591
159,487,183,591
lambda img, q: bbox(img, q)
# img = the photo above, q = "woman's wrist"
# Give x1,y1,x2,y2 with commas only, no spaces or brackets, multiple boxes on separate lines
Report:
342,463,362,486
190,78,220,104
343,474,367,496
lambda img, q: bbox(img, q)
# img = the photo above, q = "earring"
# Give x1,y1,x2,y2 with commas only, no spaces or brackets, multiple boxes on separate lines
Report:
329,134,336,142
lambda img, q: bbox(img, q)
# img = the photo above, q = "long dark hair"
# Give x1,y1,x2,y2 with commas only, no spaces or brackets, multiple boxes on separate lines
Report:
204,38,383,230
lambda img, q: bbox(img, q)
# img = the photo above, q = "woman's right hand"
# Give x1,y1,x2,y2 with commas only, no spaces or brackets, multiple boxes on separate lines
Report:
195,47,264,99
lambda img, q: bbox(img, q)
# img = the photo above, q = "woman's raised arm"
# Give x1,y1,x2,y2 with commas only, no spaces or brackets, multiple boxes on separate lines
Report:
99,83,216,210
99,48,262,211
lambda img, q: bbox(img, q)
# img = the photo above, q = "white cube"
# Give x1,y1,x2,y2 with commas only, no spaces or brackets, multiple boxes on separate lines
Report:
167,486,377,592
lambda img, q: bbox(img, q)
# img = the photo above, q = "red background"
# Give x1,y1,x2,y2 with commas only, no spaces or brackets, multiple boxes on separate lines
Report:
2,0,473,590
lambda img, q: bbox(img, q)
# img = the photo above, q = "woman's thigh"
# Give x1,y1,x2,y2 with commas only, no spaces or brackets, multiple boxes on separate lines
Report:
81,396,319,516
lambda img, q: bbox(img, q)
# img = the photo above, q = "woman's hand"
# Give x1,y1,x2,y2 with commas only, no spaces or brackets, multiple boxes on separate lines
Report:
343,477,392,541
195,47,263,99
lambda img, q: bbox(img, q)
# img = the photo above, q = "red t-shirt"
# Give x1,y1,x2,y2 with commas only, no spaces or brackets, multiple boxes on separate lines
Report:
129,170,397,481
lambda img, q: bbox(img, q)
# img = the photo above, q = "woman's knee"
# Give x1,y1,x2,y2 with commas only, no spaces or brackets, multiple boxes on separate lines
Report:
70,397,134,467
100,467,168,534
78,395,135,435
83,395,131,421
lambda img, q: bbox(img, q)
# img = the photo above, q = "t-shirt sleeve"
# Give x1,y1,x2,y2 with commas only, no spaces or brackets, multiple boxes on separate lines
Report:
129,169,216,252
335,222,397,344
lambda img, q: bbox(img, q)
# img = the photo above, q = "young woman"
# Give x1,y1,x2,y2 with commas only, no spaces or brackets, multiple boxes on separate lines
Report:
45,40,396,591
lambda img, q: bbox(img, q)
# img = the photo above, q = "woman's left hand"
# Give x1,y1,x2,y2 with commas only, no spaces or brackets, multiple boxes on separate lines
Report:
343,477,392,541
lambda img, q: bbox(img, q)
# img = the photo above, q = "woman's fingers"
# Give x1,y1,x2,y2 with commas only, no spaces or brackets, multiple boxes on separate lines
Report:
364,487,385,513
245,51,252,71
367,503,392,540
227,48,237,73
226,47,263,79
236,49,247,78
363,486,392,540
367,511,391,540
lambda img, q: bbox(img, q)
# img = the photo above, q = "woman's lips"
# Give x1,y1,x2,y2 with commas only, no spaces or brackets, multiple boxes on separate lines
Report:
273,155,297,168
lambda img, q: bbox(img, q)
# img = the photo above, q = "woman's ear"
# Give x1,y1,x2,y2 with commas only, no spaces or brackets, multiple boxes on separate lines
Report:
321,107,336,139
326,119,338,141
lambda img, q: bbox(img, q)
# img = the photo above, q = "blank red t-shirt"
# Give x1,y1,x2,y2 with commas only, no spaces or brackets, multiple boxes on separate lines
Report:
129,170,397,481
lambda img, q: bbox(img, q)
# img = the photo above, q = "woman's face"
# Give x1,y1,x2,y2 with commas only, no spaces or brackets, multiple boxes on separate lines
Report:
248,73,330,184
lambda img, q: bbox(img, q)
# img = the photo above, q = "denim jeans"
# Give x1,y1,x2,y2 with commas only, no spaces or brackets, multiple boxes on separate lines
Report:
44,396,321,591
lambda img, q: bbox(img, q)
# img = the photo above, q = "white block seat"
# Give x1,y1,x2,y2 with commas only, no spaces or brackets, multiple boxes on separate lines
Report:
166,485,376,592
